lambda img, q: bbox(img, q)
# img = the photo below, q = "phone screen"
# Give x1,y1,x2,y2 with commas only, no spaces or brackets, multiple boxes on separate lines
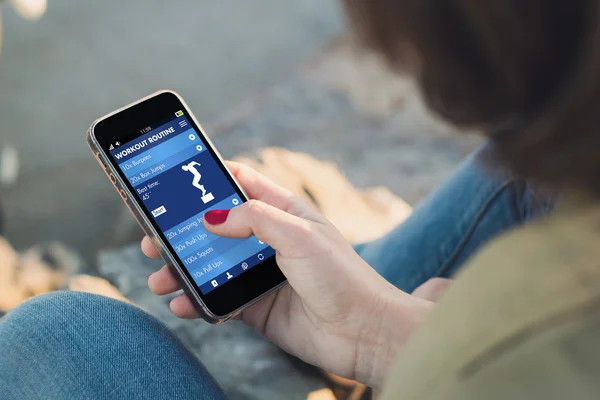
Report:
108,112,276,295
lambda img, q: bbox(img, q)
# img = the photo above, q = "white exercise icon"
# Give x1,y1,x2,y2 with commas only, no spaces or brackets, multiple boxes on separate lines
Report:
182,161,214,204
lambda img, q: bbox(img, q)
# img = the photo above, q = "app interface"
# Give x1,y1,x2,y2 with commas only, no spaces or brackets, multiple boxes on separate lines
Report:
109,113,275,294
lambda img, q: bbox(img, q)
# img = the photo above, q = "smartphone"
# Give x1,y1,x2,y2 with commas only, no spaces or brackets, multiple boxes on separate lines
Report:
87,90,286,323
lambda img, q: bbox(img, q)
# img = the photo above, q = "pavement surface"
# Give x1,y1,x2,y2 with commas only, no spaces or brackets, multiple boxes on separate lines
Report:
0,3,484,399
0,0,343,263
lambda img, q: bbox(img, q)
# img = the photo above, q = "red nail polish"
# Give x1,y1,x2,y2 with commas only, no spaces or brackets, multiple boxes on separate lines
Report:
204,210,230,225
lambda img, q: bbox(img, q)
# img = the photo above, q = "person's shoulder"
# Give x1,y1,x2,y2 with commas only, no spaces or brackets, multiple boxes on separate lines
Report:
448,310,600,400
381,197,600,400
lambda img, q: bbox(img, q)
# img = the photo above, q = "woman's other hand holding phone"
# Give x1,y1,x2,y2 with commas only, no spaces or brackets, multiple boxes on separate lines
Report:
142,162,434,389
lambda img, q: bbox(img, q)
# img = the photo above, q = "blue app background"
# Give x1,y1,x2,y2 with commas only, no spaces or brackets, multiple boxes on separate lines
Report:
141,151,236,232
110,115,273,294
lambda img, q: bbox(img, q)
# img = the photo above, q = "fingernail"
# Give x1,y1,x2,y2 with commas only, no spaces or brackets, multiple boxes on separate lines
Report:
204,210,230,225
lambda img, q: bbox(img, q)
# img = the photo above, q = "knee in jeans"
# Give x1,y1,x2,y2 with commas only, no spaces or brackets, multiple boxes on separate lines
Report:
1,291,140,339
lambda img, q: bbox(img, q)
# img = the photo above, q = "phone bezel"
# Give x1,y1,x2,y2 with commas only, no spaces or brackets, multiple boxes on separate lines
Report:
89,91,286,320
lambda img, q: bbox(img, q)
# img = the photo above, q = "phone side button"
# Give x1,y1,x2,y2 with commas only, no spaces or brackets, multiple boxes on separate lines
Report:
119,189,128,201
95,152,108,171
109,173,117,185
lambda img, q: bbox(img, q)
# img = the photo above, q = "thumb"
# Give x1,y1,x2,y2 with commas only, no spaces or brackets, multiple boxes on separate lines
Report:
203,200,313,256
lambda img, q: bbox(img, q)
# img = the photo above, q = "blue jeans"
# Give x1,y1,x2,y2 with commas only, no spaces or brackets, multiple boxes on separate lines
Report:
355,148,554,293
0,147,554,399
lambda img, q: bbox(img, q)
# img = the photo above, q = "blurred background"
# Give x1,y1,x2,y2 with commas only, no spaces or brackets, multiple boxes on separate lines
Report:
1,0,345,263
0,1,480,399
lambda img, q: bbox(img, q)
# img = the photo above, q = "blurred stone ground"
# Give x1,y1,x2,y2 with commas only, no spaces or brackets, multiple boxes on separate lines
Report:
0,2,482,399
0,0,344,266
1,38,481,399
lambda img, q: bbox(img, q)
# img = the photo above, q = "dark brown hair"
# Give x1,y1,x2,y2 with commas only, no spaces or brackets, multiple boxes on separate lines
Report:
344,0,600,194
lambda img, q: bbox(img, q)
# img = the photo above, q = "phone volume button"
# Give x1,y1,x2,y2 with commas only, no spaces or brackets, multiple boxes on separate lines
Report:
95,152,107,170
109,173,117,185
119,189,128,201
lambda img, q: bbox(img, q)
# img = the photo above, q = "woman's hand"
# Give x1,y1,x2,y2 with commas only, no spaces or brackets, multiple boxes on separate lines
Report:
142,162,433,388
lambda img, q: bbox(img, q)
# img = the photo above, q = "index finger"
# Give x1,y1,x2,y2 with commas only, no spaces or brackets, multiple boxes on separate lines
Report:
226,161,294,211
141,162,301,259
